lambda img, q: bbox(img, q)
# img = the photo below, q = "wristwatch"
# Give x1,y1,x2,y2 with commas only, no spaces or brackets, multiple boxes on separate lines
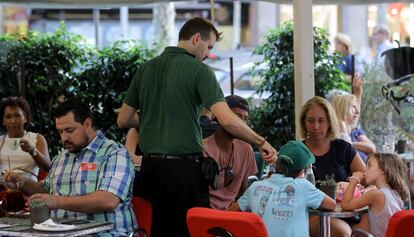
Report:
30,148,39,157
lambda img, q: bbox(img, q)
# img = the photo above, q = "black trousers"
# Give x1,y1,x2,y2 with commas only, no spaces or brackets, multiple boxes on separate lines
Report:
135,156,210,237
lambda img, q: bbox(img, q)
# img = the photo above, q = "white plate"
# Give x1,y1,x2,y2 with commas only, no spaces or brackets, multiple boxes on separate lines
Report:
33,224,76,232
7,211,30,218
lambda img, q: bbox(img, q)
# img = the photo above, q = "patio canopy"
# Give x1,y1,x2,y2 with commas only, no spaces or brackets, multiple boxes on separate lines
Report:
0,0,412,8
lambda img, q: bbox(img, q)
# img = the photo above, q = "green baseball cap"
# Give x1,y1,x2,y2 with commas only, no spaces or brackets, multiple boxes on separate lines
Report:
277,141,315,172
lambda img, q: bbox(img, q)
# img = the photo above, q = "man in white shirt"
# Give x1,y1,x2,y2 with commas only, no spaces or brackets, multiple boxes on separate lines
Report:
371,24,394,65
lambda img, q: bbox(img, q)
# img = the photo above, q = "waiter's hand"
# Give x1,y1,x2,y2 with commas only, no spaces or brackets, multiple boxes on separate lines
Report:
259,141,277,163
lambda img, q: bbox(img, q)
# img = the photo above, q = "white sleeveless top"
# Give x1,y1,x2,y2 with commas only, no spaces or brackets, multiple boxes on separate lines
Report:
368,187,404,237
0,132,39,181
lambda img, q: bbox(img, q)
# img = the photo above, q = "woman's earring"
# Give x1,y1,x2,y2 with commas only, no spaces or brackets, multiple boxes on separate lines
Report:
305,132,310,139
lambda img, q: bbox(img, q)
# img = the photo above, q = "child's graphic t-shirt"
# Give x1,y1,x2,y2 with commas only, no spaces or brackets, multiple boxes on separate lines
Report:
238,174,324,237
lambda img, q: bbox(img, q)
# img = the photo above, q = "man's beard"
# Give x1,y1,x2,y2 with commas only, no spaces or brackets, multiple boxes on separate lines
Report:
63,137,88,153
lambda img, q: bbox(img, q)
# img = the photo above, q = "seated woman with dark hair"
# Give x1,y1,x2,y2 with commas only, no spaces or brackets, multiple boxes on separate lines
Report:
0,97,50,180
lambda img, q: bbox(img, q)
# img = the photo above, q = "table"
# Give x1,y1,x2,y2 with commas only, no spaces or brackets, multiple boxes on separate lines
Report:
309,206,368,237
0,217,114,236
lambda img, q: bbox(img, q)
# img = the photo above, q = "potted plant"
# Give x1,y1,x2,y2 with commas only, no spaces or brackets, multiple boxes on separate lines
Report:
29,200,50,225
317,175,337,200
360,62,414,151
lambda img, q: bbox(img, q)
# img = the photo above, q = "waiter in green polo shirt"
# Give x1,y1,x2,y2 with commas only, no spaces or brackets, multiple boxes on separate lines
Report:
117,17,277,237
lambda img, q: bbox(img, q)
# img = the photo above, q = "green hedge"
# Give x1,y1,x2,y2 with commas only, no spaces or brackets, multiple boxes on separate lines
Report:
0,25,155,156
76,40,155,143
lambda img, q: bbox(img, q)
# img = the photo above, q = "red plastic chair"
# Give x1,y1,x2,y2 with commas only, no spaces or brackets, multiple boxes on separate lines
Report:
187,207,268,237
132,196,152,237
386,210,414,237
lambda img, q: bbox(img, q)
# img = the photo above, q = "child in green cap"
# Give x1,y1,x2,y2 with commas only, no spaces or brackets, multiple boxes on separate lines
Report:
229,140,336,237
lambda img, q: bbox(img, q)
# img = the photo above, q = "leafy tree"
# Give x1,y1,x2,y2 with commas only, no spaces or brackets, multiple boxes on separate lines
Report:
0,25,88,154
360,62,414,147
249,22,349,148
0,36,20,97
75,40,155,142
0,25,154,155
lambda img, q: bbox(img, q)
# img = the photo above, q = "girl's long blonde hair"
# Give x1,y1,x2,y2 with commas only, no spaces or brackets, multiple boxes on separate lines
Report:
331,94,356,123
370,153,409,201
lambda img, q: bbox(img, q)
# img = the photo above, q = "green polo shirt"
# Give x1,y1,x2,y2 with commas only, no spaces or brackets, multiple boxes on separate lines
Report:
124,47,224,155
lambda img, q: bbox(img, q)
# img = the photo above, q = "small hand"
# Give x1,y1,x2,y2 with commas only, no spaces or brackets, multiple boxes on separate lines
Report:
28,194,59,210
336,181,348,190
352,73,363,99
20,139,34,154
352,171,364,182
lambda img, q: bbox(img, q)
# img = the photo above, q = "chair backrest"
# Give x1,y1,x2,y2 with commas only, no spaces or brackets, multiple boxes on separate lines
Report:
254,151,264,178
386,210,414,237
403,191,411,210
132,196,152,237
187,207,268,237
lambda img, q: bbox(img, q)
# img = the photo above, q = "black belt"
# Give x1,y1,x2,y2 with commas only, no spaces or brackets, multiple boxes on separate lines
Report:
144,153,203,161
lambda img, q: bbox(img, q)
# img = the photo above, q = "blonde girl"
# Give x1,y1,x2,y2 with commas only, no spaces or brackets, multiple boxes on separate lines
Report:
341,153,409,237
331,94,376,162
331,94,356,142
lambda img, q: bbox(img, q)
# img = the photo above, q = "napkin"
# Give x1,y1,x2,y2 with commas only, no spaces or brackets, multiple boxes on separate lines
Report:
34,219,75,229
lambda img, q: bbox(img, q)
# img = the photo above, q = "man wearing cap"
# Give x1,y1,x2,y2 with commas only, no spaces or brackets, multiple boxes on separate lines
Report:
117,17,276,237
203,95,258,210
199,108,218,139
229,141,336,237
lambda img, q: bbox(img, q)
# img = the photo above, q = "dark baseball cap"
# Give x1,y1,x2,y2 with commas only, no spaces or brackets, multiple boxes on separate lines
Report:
277,141,315,173
225,95,249,112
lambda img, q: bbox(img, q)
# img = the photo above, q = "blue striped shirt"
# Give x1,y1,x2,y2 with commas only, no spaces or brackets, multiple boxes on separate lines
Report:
44,131,137,236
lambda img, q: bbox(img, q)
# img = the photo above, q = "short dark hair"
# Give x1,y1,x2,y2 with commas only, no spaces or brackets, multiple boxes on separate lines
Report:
0,96,33,129
178,17,221,42
54,97,91,124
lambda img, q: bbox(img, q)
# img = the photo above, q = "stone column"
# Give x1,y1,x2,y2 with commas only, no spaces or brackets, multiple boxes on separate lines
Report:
120,6,128,39
249,1,278,45
152,2,176,53
0,5,3,34
233,0,241,49
340,5,369,56
293,0,314,140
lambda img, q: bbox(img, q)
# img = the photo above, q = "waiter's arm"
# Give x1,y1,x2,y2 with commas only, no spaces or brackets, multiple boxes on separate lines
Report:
117,103,140,128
